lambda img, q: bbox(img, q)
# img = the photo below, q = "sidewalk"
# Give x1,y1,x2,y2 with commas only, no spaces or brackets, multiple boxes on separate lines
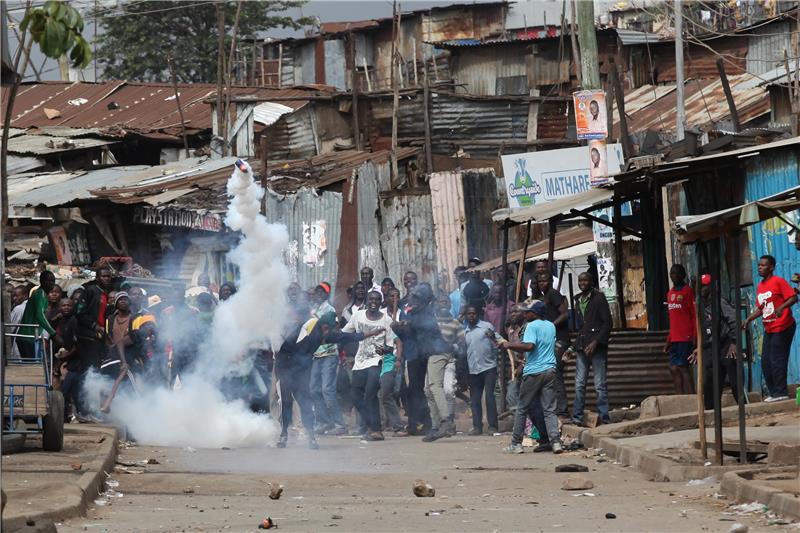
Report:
1,424,118,531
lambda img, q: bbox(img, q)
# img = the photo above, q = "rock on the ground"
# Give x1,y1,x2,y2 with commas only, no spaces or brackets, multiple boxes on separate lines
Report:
555,464,589,473
413,480,435,497
728,523,748,533
561,475,594,491
767,442,800,465
268,484,283,500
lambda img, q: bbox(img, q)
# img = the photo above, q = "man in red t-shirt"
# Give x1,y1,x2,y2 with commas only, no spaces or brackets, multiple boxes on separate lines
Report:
664,264,696,395
744,255,797,401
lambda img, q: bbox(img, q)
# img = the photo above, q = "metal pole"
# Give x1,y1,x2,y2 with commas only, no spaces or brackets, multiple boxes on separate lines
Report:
731,231,747,463
516,220,532,301
675,0,686,141
499,221,510,411
568,273,576,330
710,240,724,465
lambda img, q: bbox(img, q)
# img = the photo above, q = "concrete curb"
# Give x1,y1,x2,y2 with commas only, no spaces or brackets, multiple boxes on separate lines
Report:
720,467,800,520
565,400,798,483
2,425,119,531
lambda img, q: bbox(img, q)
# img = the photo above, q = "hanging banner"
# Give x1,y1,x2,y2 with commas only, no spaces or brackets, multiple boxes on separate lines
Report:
573,89,608,140
589,139,610,186
501,144,624,209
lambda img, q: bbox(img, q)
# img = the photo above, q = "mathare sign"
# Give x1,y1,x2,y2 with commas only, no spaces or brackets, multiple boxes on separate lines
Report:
133,206,223,232
501,144,624,209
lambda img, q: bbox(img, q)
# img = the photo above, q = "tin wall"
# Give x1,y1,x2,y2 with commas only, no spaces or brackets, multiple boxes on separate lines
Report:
378,191,438,287
265,187,343,294
324,39,347,90
449,44,529,96
743,148,800,387
357,160,392,281
429,171,468,291
746,21,791,76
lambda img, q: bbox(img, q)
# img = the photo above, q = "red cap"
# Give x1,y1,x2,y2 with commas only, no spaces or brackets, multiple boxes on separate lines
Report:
701,274,712,286
317,281,332,294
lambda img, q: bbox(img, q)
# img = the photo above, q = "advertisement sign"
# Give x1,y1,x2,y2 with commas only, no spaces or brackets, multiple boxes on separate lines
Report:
573,89,608,139
501,144,624,209
133,206,222,232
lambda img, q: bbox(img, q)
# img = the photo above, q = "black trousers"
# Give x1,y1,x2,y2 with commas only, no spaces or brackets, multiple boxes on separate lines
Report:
469,367,498,431
277,365,315,437
406,358,431,431
351,365,382,432
762,323,796,398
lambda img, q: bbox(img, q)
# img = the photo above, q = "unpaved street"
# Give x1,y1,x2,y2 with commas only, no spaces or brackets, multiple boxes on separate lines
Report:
58,431,789,532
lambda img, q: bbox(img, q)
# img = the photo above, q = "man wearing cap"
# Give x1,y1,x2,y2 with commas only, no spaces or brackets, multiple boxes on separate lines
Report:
691,274,740,409
498,300,563,454
309,281,347,435
569,272,613,426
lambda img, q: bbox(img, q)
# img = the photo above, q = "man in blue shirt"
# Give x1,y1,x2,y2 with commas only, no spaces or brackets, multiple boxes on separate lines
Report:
498,300,563,454
464,305,503,435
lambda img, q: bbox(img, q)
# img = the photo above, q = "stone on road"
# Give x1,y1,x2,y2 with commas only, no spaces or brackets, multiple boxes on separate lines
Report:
57,434,789,532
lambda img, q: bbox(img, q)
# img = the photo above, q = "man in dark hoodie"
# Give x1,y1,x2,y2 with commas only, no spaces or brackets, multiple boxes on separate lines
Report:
76,266,114,371
391,283,451,442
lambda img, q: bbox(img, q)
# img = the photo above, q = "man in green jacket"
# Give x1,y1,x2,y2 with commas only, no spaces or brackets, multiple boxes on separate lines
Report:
18,271,58,359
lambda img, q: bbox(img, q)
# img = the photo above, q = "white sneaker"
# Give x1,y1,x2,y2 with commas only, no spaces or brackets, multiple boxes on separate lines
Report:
551,441,564,454
767,395,789,402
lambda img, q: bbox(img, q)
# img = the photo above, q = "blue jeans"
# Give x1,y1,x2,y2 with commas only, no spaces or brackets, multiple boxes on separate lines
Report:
762,323,796,398
310,356,345,428
572,348,610,423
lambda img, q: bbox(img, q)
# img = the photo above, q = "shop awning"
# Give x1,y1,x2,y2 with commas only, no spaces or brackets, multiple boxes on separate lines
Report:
471,225,594,272
492,188,613,224
673,184,800,243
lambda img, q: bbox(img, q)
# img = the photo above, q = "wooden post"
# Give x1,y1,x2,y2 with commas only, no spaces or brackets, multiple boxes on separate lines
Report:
569,0,582,87
613,200,627,328
694,269,707,460
547,218,557,277
516,220,532,301
260,136,268,216
362,57,372,92
250,41,257,85
499,221,510,411
610,59,634,160
575,0,599,88
731,230,747,464
710,239,724,466
412,39,418,86
349,33,362,151
422,54,433,174
167,54,191,159
277,43,282,88
390,1,401,185
716,58,741,132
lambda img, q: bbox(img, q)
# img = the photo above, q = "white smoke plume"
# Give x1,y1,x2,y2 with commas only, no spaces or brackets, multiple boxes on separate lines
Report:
81,160,291,448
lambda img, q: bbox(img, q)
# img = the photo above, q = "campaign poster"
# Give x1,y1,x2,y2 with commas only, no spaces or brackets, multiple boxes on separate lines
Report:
573,89,608,140
589,139,609,186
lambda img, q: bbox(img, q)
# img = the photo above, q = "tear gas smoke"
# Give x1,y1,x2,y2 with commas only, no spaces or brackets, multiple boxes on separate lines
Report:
82,161,291,448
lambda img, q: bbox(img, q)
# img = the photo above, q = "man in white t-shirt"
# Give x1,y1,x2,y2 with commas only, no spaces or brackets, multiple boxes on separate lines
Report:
342,290,398,441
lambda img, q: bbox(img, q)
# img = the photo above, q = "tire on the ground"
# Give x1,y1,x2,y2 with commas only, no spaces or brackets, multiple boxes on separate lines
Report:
42,391,64,452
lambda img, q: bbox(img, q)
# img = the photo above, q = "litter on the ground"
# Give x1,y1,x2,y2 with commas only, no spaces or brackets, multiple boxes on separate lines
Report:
730,502,767,514
686,476,715,486
572,492,596,497
258,517,277,529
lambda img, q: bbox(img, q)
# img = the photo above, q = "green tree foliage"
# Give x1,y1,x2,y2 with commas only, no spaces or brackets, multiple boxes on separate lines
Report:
20,0,92,68
95,1,309,83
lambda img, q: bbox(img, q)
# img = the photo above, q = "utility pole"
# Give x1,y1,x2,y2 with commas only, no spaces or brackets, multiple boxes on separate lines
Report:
675,0,686,141
390,1,400,186
575,0,599,89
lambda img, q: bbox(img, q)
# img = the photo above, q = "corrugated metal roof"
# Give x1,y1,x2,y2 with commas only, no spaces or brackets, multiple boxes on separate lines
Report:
356,159,391,282
612,73,770,135
320,19,381,34
7,134,117,155
7,155,45,174
615,28,667,45
1,81,324,140
492,188,613,223
9,157,238,211
253,102,294,126
473,225,594,271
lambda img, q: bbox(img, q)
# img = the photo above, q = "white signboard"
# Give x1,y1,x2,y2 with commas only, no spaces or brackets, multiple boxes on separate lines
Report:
501,144,624,209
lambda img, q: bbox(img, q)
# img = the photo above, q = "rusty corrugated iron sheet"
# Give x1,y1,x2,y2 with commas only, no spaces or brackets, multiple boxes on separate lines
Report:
356,159,391,282
421,2,505,42
652,38,748,82
1,81,325,140
562,330,675,409
612,73,770,135
429,171,468,290
320,19,380,35
378,189,438,286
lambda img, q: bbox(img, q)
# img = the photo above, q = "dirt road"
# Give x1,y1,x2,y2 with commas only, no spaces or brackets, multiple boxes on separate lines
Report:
58,432,791,532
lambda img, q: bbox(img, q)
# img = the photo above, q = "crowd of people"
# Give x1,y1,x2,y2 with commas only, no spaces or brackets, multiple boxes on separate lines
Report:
6,252,793,452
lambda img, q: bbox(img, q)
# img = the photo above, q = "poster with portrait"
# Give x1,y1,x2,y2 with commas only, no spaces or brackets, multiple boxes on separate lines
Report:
573,89,608,140
588,140,609,185
48,226,73,265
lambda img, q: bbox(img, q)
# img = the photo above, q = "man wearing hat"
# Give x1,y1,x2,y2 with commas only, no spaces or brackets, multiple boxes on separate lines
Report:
497,300,563,454
309,281,347,435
